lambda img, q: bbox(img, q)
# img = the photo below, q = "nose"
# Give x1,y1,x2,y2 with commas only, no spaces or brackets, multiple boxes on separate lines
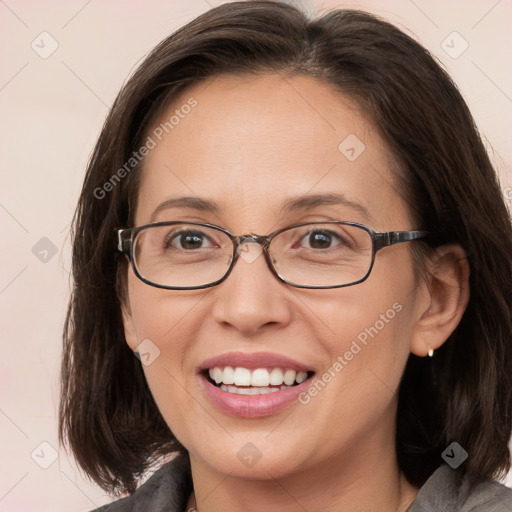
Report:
210,241,292,335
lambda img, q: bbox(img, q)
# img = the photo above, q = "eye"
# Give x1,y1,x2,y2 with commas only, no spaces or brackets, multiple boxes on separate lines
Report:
164,229,216,250
298,229,352,250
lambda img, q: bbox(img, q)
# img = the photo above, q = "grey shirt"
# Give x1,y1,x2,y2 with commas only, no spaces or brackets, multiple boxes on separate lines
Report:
92,455,512,511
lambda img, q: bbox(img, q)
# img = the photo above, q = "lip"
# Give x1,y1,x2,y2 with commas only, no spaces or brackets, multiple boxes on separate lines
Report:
199,374,313,418
198,351,315,418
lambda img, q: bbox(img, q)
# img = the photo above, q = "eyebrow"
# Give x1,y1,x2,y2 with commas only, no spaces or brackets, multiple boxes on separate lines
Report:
280,192,373,222
150,196,222,223
150,192,373,223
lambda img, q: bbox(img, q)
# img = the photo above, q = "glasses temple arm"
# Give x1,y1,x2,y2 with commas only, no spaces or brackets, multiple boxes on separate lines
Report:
374,230,428,251
117,229,132,254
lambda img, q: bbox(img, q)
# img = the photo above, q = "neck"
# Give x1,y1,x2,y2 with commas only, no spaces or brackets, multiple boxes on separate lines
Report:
185,424,419,512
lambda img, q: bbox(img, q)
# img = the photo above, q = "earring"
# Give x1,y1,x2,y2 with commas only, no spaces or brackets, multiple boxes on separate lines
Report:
427,347,434,357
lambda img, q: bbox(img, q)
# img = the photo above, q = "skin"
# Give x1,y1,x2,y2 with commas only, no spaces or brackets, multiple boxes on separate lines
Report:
122,74,470,512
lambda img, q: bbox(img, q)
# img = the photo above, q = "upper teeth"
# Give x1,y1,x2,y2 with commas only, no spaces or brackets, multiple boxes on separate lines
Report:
208,367,308,387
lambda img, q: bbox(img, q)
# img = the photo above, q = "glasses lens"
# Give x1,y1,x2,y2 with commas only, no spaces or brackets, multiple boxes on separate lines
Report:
133,224,233,288
270,223,373,287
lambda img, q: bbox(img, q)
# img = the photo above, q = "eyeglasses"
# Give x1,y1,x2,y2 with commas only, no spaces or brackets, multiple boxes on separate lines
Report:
117,221,428,290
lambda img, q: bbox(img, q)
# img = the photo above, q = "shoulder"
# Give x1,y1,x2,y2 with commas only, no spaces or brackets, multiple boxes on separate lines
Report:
408,464,512,512
89,454,192,512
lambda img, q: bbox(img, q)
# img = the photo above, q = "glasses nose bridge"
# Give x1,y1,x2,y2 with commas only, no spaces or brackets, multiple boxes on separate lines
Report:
235,233,270,249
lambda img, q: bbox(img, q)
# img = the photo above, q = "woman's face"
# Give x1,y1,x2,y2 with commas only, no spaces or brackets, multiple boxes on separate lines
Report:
123,74,424,480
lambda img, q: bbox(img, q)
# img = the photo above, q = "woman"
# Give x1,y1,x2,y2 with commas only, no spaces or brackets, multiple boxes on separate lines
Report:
59,1,512,511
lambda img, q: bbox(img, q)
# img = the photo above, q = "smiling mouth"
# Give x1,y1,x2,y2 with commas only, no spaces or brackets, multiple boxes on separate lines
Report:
203,367,315,395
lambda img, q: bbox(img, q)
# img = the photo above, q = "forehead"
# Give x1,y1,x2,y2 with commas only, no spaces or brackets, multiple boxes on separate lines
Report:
135,73,410,230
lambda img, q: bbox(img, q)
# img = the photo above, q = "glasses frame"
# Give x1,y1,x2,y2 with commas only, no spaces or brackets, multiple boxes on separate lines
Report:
117,221,428,290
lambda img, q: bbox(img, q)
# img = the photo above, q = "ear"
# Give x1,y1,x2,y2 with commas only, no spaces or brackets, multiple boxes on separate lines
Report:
410,244,470,357
121,297,139,351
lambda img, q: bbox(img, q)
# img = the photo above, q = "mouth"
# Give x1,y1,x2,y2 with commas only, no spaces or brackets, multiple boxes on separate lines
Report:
202,366,315,395
197,353,316,418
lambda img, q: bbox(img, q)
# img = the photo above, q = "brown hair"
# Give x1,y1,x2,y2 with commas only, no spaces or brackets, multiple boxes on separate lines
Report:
59,0,512,496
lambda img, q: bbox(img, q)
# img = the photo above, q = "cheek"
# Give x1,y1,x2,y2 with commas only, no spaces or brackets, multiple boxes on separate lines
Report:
297,291,415,454
312,251,418,397
124,273,208,432
321,294,411,384
353,299,412,385
125,268,198,346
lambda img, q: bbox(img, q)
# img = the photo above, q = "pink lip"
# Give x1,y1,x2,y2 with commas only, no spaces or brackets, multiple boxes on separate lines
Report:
198,351,311,372
197,351,314,418
199,374,313,418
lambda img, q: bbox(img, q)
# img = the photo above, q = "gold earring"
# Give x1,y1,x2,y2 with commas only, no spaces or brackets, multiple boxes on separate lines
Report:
428,347,434,357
